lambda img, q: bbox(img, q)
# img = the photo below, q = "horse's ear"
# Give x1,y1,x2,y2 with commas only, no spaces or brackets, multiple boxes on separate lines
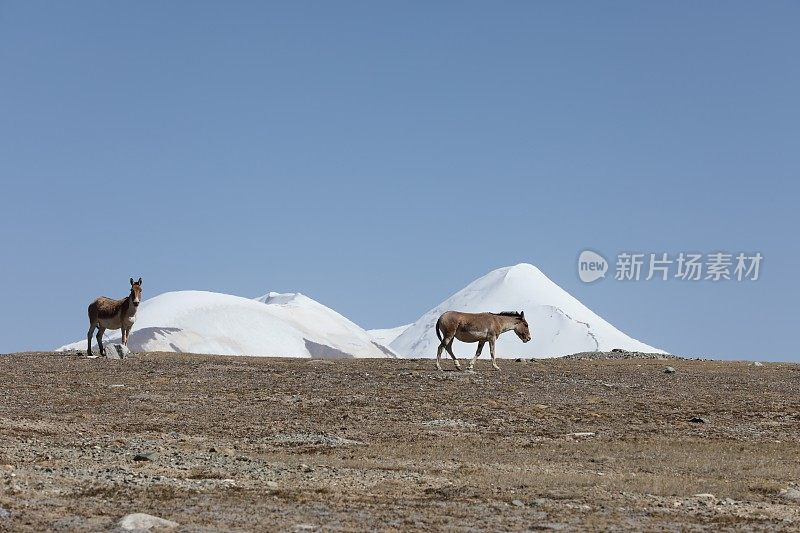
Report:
137,277,142,286
130,277,134,286
520,311,525,318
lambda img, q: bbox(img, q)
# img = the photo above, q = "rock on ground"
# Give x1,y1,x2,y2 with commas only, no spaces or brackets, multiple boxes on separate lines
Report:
780,487,800,501
118,512,178,530
105,344,132,359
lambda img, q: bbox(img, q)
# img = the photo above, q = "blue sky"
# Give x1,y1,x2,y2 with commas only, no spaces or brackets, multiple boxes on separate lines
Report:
1,2,797,360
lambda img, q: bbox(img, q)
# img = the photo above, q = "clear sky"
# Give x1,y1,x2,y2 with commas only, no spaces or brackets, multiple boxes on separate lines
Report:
1,2,797,360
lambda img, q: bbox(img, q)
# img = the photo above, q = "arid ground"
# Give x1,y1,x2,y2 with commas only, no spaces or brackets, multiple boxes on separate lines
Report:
1,352,799,531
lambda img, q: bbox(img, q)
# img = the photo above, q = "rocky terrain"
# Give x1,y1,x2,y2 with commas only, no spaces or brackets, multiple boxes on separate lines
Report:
0,351,799,531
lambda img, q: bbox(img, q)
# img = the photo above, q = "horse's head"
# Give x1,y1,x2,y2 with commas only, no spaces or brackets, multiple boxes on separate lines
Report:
514,311,531,343
129,277,143,307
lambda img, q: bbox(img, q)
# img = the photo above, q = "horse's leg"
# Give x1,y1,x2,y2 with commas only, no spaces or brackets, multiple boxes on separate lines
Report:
436,341,446,371
96,327,106,356
489,337,500,371
87,323,96,356
468,341,485,370
122,327,128,346
445,338,462,370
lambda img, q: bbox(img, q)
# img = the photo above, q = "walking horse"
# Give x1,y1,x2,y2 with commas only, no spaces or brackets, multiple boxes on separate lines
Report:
435,310,531,371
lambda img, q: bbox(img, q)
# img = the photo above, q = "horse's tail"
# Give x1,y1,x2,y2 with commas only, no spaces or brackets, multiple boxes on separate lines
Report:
435,315,443,343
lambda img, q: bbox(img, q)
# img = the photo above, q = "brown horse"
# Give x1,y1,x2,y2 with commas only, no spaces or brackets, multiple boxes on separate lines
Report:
435,310,531,371
87,277,142,356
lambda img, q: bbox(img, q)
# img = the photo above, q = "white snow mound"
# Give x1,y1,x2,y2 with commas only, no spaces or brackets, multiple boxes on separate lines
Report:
390,263,662,359
58,290,394,358
367,324,412,347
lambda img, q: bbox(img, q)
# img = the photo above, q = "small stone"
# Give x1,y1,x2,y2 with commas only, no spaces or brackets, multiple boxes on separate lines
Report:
567,432,595,438
689,417,708,424
664,366,676,374
0,507,10,519
752,361,764,367
133,452,158,462
511,499,525,507
694,493,716,499
266,481,279,489
104,344,132,359
118,512,178,530
779,487,800,501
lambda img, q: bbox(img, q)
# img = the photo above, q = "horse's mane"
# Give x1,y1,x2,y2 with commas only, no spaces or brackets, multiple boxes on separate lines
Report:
492,311,523,318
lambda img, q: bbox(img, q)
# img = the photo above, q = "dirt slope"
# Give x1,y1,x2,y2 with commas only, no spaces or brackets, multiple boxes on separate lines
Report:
0,352,799,531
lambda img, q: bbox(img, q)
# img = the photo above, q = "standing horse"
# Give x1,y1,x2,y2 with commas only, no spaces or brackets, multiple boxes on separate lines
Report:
435,311,531,371
87,277,142,356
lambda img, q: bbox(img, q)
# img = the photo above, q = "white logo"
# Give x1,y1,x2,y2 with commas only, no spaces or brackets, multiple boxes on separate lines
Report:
578,250,608,283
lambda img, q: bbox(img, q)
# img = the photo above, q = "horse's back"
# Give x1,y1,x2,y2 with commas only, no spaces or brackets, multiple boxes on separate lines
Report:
438,311,495,343
440,310,491,322
89,296,122,321
439,310,493,331
438,310,463,327
89,295,113,309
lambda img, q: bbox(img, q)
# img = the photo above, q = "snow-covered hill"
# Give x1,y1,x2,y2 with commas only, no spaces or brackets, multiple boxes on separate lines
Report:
58,290,393,358
367,324,412,347
253,292,395,357
58,264,659,359
390,263,661,358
